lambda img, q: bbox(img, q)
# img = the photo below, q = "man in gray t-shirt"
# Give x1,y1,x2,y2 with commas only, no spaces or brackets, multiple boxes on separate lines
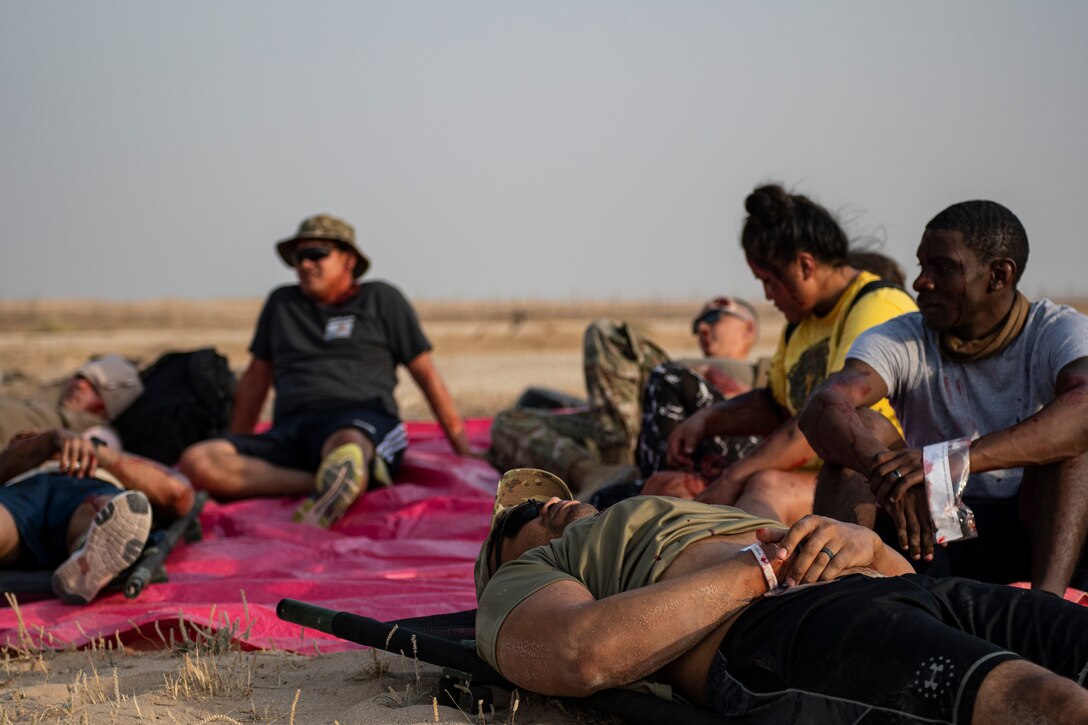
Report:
799,200,1088,595
179,214,476,528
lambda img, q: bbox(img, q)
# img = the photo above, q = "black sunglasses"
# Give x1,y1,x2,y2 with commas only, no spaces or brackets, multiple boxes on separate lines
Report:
488,499,544,575
691,308,746,334
292,245,335,265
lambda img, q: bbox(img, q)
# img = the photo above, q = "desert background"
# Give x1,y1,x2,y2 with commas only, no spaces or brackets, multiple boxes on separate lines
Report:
2,297,786,725
3,296,1087,725
0,298,792,422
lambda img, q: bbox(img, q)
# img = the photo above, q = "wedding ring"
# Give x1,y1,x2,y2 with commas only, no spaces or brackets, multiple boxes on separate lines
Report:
819,546,836,559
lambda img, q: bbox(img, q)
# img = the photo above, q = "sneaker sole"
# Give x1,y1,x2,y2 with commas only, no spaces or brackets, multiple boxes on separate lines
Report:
52,491,152,605
293,455,363,528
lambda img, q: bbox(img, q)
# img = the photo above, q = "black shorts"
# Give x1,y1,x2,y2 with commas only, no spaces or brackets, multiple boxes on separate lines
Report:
707,574,1088,724
0,473,119,569
225,401,408,476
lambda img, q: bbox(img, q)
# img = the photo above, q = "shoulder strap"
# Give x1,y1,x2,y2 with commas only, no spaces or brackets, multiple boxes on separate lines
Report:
784,278,906,345
846,279,904,316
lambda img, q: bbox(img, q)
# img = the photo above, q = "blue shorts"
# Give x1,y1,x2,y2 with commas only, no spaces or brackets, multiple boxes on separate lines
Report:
225,401,408,476
708,574,1088,724
0,473,119,569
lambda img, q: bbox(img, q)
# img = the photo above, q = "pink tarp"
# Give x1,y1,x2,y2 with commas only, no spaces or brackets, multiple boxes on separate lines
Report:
2,419,1085,654
0,419,498,654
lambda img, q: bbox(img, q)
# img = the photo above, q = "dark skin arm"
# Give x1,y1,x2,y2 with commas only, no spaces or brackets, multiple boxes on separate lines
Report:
798,360,890,474
229,357,273,435
803,357,1088,562
866,358,1088,511
799,360,937,559
969,357,1088,471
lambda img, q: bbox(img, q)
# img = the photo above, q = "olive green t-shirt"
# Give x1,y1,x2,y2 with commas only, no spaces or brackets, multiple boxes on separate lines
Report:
476,496,783,695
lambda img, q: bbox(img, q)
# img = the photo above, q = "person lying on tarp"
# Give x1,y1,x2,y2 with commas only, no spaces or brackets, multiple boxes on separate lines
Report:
0,354,143,449
0,426,193,604
474,468,1088,724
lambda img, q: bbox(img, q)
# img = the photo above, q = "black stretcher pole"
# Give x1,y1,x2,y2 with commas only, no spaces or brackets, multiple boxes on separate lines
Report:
276,598,506,684
276,598,728,725
124,491,209,599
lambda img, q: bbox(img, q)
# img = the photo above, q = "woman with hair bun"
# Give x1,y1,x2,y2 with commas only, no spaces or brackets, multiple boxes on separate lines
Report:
660,184,916,524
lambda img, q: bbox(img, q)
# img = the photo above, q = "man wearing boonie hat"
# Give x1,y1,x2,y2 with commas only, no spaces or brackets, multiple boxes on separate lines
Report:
0,354,143,447
475,468,1088,723
486,296,763,500
179,213,475,528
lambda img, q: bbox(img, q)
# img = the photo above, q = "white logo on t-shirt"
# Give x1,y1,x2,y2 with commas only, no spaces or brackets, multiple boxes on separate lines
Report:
324,315,355,341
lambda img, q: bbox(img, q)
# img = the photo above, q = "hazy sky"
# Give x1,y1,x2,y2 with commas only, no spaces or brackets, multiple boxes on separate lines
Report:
2,2,1086,302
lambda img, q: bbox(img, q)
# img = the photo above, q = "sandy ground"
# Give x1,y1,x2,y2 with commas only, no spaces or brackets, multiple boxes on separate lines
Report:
4,295,1086,724
0,297,787,421
1,297,767,725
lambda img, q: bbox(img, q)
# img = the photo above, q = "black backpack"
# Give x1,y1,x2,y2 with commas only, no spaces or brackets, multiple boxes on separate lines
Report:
113,348,236,465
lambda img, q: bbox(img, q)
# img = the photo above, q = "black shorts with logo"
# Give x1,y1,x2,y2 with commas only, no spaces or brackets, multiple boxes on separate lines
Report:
707,574,1088,724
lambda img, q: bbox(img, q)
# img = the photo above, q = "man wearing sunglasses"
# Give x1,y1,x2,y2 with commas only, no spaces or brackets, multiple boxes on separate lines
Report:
180,214,473,527
476,468,1088,724
488,297,762,496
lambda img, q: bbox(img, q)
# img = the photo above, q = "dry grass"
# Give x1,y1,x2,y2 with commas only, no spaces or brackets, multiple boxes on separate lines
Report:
0,589,593,724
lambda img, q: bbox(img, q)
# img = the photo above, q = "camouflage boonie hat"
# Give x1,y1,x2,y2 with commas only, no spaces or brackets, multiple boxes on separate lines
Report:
474,468,573,600
275,213,370,278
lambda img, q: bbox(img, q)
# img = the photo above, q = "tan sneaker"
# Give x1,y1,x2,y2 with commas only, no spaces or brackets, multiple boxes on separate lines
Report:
293,444,365,527
52,490,152,605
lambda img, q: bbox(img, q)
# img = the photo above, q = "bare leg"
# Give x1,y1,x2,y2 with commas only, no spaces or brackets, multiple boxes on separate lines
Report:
321,427,375,490
972,659,1088,724
1020,450,1088,595
178,439,313,500
813,408,904,527
735,469,816,525
0,503,24,567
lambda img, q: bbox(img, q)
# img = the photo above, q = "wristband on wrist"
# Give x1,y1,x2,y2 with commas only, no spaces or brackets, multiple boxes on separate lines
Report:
741,543,778,592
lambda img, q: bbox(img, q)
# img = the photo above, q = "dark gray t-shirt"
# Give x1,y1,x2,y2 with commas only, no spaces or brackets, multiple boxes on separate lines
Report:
848,300,1088,499
250,281,431,422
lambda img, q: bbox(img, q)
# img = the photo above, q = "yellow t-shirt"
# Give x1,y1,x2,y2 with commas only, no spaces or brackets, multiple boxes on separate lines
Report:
475,496,783,699
768,271,917,427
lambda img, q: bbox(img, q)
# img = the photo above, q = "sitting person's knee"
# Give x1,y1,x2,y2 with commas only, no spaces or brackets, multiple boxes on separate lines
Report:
178,440,228,486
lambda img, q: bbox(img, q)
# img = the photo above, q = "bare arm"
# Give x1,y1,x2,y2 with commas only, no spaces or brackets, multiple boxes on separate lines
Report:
970,357,1088,472
230,357,273,435
0,429,192,519
798,359,891,475
759,514,913,585
495,549,779,696
406,351,474,456
0,429,60,482
95,445,194,519
667,387,790,468
696,415,818,504
494,516,907,697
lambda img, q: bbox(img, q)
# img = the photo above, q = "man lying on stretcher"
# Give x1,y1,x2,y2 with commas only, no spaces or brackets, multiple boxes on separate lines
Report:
0,426,193,604
475,469,1088,724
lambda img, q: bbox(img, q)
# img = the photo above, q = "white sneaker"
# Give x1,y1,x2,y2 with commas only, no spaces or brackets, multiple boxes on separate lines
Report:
52,490,152,605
